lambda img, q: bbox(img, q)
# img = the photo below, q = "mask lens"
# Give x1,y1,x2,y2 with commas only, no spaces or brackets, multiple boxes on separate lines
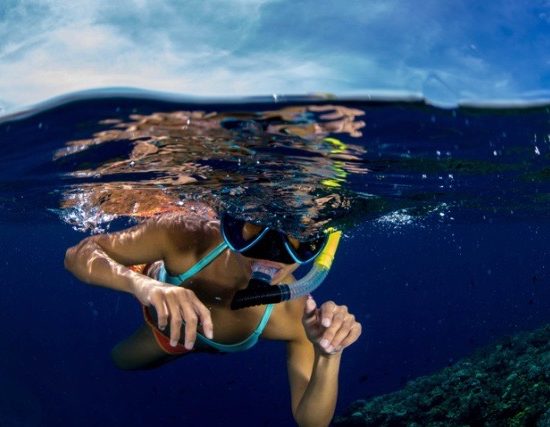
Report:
221,215,266,251
222,214,329,265
287,234,328,264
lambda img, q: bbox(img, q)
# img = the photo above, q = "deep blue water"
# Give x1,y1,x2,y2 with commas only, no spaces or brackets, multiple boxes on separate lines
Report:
0,91,549,426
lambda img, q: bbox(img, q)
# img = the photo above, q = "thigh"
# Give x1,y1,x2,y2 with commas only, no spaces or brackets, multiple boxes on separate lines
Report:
111,323,180,370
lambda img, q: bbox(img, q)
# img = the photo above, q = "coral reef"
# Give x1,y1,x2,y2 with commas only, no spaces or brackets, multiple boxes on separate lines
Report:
335,324,550,426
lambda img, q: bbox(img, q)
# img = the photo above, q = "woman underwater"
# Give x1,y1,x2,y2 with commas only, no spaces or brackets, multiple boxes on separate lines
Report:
64,206,362,427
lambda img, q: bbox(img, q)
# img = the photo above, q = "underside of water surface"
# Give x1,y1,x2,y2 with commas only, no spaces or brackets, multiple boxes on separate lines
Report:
0,90,549,236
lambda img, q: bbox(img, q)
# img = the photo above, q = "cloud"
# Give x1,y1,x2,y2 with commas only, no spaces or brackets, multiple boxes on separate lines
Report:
0,0,549,112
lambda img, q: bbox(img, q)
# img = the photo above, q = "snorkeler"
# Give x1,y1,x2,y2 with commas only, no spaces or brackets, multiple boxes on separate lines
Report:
64,207,362,427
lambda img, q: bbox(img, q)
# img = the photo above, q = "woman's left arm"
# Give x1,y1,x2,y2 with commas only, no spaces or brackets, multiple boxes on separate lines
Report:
286,297,362,427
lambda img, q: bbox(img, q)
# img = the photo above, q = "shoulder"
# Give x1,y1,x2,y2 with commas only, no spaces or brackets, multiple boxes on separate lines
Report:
265,296,308,342
148,207,222,255
93,206,220,256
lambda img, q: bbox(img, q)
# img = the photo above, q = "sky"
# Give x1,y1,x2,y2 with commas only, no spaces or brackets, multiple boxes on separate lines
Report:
0,0,549,113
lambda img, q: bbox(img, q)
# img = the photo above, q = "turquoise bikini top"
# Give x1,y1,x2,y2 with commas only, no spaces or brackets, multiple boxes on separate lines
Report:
158,241,274,353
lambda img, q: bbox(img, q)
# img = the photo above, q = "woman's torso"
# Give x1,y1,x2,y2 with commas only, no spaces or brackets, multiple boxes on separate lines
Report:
158,218,299,346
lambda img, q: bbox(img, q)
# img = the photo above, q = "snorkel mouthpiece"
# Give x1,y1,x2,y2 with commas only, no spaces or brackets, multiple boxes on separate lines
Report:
231,263,291,310
231,231,342,310
248,263,279,289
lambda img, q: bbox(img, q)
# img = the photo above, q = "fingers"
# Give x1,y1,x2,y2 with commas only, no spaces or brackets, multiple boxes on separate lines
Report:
329,314,359,351
162,289,188,347
317,302,362,354
194,301,214,340
320,301,337,328
302,296,319,331
180,303,197,350
303,296,317,318
339,323,362,349
149,290,169,331
149,286,213,349
318,308,344,352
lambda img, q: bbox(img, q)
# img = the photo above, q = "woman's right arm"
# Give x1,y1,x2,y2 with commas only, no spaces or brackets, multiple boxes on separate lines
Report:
64,220,172,294
64,220,214,348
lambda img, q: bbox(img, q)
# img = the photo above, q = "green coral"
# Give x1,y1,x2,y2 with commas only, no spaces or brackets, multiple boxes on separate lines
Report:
335,324,550,426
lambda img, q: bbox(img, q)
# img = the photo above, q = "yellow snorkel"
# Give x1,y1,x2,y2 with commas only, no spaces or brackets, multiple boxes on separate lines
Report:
315,230,342,269
231,230,342,309
231,138,347,309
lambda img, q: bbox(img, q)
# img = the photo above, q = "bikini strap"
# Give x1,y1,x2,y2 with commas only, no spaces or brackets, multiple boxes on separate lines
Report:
168,241,228,285
253,303,274,336
196,303,275,352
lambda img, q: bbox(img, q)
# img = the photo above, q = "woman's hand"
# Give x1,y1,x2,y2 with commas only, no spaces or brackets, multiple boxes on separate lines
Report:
132,278,213,349
302,296,362,356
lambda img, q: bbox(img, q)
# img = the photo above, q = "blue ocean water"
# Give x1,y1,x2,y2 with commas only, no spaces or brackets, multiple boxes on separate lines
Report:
0,91,549,426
